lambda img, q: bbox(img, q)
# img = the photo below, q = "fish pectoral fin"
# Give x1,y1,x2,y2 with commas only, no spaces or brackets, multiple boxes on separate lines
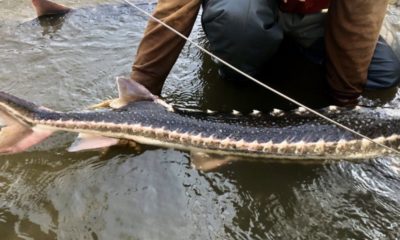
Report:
67,133,120,152
190,151,235,171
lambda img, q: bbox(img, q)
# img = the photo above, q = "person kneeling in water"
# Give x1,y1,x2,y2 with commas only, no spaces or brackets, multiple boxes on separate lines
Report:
31,0,400,107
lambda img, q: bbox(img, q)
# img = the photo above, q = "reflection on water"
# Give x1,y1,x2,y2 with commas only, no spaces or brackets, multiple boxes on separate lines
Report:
1,148,399,239
0,1,400,239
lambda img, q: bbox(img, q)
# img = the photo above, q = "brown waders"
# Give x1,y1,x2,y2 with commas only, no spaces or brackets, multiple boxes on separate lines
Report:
131,0,397,106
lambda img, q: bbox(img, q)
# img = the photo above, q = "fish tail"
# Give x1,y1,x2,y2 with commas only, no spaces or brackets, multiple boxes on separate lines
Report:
0,91,54,154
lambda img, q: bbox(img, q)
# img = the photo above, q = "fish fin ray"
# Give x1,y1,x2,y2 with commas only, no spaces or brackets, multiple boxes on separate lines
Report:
0,115,53,154
87,98,128,110
87,99,113,109
190,151,234,171
68,133,120,152
0,111,18,127
116,76,156,106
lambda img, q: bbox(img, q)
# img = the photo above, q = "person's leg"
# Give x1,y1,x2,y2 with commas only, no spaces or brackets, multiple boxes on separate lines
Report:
282,5,399,92
325,0,389,106
293,34,400,92
201,0,283,80
293,18,400,91
31,0,70,17
365,37,400,90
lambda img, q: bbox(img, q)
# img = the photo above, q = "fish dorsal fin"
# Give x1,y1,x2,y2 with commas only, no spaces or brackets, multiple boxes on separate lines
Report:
111,76,157,108
67,133,120,152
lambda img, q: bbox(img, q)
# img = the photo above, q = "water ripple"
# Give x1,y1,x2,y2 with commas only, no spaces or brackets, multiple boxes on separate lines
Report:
0,2,400,239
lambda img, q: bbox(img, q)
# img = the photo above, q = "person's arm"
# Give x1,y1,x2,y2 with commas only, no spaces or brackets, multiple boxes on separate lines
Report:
131,0,202,95
325,0,389,106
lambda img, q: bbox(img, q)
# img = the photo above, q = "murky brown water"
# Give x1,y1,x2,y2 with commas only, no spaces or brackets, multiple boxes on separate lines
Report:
1,1,400,239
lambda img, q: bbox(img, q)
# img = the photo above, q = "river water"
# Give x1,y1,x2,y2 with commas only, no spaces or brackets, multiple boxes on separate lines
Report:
0,1,400,239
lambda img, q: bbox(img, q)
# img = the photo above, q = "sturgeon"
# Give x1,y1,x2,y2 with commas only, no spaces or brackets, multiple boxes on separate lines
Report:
0,77,400,162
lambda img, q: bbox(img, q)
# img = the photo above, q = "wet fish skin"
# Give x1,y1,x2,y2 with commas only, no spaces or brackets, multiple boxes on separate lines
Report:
1,78,400,159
